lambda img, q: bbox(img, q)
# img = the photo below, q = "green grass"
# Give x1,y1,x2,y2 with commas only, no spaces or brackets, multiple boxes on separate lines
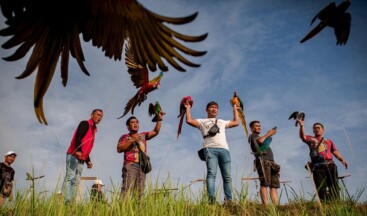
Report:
1,178,366,216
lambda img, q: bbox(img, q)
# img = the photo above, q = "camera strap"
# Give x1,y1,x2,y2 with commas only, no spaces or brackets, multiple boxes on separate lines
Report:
310,137,324,156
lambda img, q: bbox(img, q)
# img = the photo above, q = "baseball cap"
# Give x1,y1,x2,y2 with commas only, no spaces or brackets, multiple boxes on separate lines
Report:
94,179,104,186
5,151,17,157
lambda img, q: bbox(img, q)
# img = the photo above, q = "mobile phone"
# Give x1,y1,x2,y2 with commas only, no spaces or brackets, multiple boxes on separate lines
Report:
272,127,277,130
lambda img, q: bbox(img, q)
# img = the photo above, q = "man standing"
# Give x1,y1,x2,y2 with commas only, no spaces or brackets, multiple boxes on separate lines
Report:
117,113,164,198
0,151,16,205
248,121,279,205
185,101,239,204
298,119,348,200
63,109,103,204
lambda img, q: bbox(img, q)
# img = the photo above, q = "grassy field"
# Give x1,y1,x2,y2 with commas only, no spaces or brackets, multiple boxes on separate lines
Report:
1,179,366,216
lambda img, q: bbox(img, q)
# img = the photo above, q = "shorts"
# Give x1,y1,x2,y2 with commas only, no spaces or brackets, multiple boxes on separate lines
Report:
255,159,280,188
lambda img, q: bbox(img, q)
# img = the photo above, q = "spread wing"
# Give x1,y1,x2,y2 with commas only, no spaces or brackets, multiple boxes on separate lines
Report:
0,0,90,125
334,12,351,45
310,2,336,25
148,103,155,117
0,0,207,125
125,43,149,88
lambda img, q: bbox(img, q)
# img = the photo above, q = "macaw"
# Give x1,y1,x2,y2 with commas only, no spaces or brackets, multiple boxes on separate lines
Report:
230,92,249,138
176,96,193,140
288,111,305,127
119,45,164,119
300,0,351,45
148,101,165,122
0,0,208,125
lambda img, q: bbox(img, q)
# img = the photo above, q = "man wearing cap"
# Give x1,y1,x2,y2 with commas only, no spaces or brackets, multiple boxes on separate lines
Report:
62,109,103,204
117,112,164,199
0,151,16,205
90,179,106,203
185,101,239,204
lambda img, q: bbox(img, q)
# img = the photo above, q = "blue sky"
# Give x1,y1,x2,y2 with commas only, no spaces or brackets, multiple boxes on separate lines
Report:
0,0,366,203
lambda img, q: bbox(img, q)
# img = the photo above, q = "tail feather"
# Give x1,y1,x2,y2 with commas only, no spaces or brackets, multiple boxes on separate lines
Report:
177,114,185,140
300,23,326,43
238,108,249,138
118,93,140,119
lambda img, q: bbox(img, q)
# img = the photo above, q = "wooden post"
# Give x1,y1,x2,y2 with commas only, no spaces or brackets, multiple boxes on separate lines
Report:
77,177,97,203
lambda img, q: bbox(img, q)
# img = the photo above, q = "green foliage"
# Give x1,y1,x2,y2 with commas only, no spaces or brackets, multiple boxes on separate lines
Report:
0,178,366,216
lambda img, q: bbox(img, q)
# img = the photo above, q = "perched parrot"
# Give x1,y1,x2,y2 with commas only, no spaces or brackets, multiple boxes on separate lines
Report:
300,0,351,45
0,0,208,125
288,111,305,127
148,101,165,122
176,96,193,140
118,45,164,119
230,92,249,138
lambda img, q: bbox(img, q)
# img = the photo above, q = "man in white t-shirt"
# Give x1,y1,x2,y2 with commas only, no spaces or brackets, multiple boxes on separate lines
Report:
185,101,239,204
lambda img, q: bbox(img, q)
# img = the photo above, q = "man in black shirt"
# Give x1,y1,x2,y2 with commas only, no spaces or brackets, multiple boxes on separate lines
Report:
248,121,279,205
0,151,16,205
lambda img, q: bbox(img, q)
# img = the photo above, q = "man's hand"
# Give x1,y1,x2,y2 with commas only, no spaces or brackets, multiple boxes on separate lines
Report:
87,161,93,169
74,151,83,160
296,119,304,127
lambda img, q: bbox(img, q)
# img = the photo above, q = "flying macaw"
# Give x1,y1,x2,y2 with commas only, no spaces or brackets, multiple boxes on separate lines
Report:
230,92,249,138
148,101,165,122
300,0,351,45
0,0,208,125
119,45,164,119
177,96,193,140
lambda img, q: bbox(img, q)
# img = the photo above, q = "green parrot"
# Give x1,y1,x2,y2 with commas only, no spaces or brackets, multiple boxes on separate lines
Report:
148,101,165,122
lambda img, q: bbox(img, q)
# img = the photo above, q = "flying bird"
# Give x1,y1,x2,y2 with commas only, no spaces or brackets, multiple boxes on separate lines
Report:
177,96,193,140
119,44,164,119
300,0,351,45
288,111,305,127
0,0,208,125
230,92,249,138
148,101,165,122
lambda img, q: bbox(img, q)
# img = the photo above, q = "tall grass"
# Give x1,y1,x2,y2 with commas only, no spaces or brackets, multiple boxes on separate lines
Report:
0,177,366,216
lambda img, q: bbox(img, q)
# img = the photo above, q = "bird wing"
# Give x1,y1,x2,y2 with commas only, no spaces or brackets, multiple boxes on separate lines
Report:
125,42,149,88
81,0,207,72
288,111,299,120
334,12,351,46
311,2,336,25
148,103,155,117
0,0,207,125
0,0,90,125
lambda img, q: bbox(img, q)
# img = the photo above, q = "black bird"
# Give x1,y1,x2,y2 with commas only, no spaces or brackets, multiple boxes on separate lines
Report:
0,0,208,125
288,111,305,127
300,0,351,45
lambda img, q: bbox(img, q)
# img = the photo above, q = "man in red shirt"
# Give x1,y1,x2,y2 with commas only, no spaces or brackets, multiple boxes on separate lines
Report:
298,119,348,200
117,113,164,199
63,109,103,204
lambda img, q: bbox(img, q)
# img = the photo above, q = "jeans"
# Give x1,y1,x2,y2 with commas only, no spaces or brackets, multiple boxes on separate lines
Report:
63,154,84,203
205,148,232,202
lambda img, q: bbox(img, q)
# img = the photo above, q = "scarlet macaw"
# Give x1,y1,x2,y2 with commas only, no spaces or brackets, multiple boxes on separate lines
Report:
0,0,207,124
176,96,193,140
119,44,164,119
